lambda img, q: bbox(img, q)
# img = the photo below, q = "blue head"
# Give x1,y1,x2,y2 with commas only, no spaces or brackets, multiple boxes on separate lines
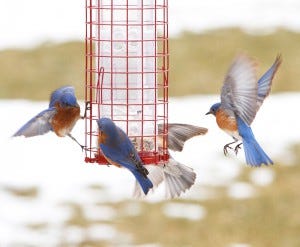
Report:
49,86,78,107
59,92,78,107
97,117,119,144
206,102,221,116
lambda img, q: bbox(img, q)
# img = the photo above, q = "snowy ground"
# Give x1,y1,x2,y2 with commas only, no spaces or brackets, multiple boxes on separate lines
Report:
1,0,300,49
0,93,299,245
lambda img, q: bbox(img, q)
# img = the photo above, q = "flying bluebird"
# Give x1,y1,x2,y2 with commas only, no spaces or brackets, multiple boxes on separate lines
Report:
133,123,208,198
13,85,83,149
206,54,282,166
97,117,153,195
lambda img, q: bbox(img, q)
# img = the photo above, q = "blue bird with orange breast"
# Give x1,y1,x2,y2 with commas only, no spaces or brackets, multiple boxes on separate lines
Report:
97,117,153,195
206,54,282,166
13,85,83,149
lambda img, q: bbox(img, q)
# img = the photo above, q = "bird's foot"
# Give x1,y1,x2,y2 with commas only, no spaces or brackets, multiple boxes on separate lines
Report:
223,140,238,156
80,145,87,152
67,133,86,151
223,144,233,156
234,143,243,155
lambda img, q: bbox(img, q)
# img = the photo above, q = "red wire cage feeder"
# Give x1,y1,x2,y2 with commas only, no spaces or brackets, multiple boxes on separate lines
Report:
84,0,169,165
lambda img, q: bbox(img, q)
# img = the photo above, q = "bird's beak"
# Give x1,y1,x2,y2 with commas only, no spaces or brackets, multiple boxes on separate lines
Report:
205,111,211,115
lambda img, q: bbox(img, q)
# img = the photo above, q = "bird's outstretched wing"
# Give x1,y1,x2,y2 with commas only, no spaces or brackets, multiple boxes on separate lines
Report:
257,54,282,111
221,54,258,126
13,108,56,137
100,128,149,177
49,86,75,107
159,123,208,152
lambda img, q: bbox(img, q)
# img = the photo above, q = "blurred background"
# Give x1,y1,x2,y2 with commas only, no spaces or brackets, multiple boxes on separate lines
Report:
0,0,300,246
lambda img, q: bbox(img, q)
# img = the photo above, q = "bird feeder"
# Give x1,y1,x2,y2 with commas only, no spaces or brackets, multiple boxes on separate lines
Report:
84,0,169,164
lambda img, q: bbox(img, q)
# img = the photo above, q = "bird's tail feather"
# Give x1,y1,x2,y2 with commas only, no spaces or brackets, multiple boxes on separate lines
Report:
132,157,196,199
133,165,163,198
131,168,153,195
163,158,196,198
237,117,273,166
243,137,273,166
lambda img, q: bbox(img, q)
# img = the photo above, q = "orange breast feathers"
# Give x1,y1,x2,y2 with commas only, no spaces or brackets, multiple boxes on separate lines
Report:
215,109,238,132
51,102,80,137
98,130,107,145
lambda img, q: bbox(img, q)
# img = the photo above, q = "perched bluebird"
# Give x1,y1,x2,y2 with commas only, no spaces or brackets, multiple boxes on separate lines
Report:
133,123,208,198
13,86,83,149
97,117,153,195
206,54,282,166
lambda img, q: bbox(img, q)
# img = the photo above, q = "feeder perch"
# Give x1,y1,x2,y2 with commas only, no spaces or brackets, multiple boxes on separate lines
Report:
84,0,169,164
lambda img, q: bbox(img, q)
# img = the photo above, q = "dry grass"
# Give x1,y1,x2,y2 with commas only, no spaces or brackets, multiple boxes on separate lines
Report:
0,28,300,100
3,185,39,198
52,159,300,247
0,41,85,100
1,147,297,247
108,164,300,247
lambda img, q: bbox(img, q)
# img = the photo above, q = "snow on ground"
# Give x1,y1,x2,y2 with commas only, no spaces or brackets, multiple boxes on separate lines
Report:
1,93,300,200
0,93,300,245
249,167,275,186
1,0,300,49
162,202,207,221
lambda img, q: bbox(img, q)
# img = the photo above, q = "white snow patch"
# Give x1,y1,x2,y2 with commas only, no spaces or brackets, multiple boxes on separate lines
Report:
229,243,252,247
61,226,85,245
162,202,207,221
83,204,117,221
87,224,119,241
249,168,276,186
227,182,256,200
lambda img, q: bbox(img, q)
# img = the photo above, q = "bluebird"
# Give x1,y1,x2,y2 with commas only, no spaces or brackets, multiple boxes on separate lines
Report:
13,85,83,149
133,123,208,198
206,54,282,166
97,117,153,195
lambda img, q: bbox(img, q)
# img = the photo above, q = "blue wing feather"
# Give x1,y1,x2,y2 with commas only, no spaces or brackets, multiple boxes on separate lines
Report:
100,143,153,195
100,144,131,169
13,107,56,137
114,126,144,164
100,140,140,171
